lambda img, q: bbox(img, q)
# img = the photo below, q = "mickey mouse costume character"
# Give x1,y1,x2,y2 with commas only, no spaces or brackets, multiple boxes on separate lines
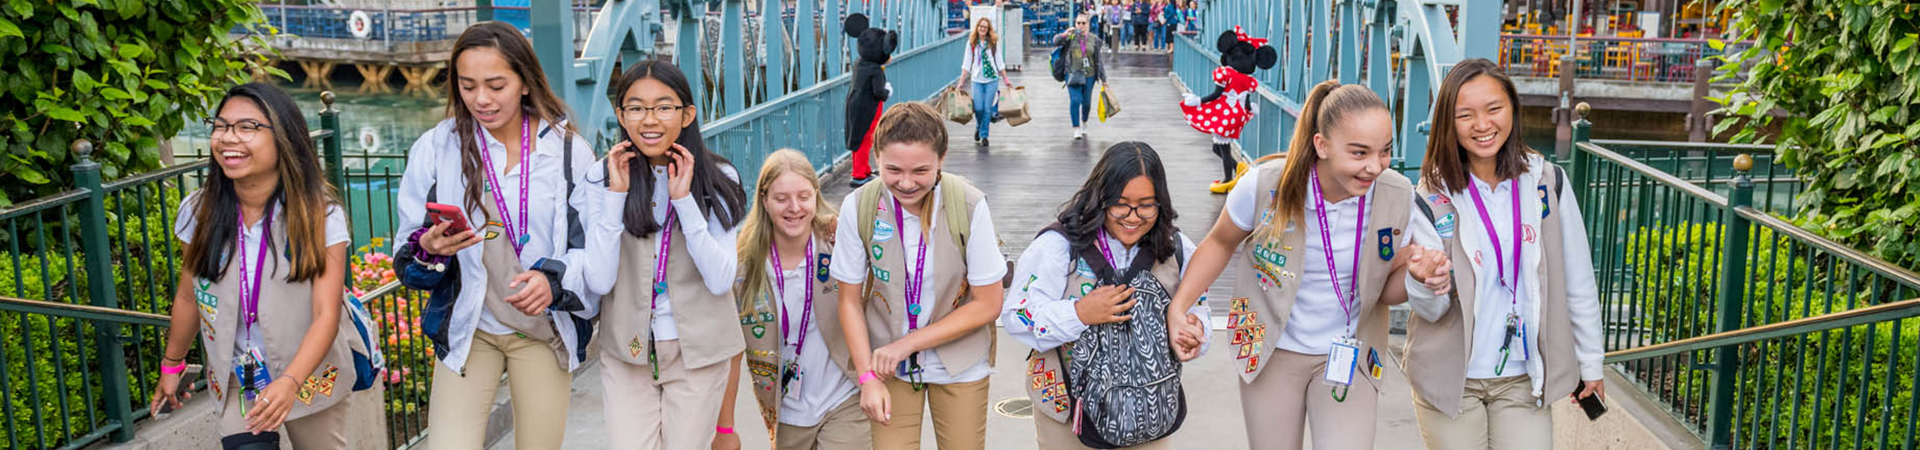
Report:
1182,26,1277,194
844,13,897,188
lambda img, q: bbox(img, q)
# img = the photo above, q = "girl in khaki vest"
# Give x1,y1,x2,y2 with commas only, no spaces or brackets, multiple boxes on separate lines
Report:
713,149,870,450
832,103,1008,450
577,59,750,450
1002,142,1211,449
390,22,599,450
1397,58,1606,450
151,83,361,448
1163,81,1451,450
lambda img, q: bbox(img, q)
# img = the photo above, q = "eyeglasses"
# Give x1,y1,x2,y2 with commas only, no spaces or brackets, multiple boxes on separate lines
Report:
621,104,690,121
1106,201,1160,220
205,118,272,143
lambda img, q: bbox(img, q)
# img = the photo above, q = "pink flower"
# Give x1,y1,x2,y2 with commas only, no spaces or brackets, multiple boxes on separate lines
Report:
397,322,410,335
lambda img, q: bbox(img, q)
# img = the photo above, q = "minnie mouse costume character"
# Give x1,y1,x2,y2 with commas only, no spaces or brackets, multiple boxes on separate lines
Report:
1182,26,1276,193
844,13,897,188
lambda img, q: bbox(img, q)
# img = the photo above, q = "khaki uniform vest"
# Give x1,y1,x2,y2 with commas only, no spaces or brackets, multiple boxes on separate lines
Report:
1024,250,1183,423
853,180,996,376
738,233,854,432
195,211,361,420
1226,160,1411,388
1402,164,1578,416
476,197,570,370
598,213,748,371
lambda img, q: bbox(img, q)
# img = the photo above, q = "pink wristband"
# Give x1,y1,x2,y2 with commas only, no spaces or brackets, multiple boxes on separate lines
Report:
160,361,188,375
716,426,734,435
859,370,881,386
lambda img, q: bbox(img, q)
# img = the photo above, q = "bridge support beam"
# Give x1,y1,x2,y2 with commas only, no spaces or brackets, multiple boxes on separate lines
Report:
353,63,396,95
300,60,338,90
399,65,443,97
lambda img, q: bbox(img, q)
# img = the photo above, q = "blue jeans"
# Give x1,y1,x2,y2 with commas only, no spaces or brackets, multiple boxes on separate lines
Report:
972,81,999,139
1067,82,1096,127
1154,24,1168,48
1119,24,1132,48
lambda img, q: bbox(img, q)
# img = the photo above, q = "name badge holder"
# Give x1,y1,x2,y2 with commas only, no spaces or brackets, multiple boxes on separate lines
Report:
1324,336,1360,402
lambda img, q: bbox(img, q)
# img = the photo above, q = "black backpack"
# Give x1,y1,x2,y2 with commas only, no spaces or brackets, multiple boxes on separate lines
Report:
1060,235,1187,448
1050,44,1070,82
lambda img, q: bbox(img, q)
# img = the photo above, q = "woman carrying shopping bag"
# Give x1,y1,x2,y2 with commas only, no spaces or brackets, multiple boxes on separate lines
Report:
958,17,1015,146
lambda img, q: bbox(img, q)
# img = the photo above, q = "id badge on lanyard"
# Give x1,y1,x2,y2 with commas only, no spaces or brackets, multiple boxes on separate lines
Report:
232,204,275,414
234,347,272,415
1324,337,1360,387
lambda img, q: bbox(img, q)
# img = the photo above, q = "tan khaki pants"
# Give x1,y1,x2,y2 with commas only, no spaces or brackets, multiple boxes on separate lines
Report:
1412,375,1554,450
776,395,873,450
216,374,351,448
601,340,732,450
427,332,572,450
870,377,990,450
1032,414,1177,450
1239,349,1380,450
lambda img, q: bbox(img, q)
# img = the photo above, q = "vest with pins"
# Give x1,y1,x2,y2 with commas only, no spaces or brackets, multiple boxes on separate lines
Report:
476,193,569,370
598,207,748,371
1403,164,1578,416
194,208,363,419
853,180,997,375
1226,159,1411,387
1023,237,1183,423
738,232,853,434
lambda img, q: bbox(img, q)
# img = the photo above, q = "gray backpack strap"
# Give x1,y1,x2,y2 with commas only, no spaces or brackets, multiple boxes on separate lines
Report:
1413,193,1436,224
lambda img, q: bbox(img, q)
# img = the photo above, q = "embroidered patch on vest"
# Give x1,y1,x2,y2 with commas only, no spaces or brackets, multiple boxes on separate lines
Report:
1013,309,1035,327
1428,193,1451,205
872,267,892,283
629,336,646,359
873,219,897,242
1030,359,1069,414
1074,259,1096,279
298,365,339,404
870,244,884,261
1435,213,1458,239
1377,228,1395,261
748,360,779,381
817,253,833,282
1537,184,1551,218
1227,297,1267,374
752,324,767,338
747,349,778,359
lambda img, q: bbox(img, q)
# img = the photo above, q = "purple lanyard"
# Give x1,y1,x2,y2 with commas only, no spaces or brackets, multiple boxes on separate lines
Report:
237,204,275,333
774,238,816,355
652,207,677,308
474,115,532,255
894,196,930,332
1466,177,1524,308
1094,229,1120,272
1307,166,1366,336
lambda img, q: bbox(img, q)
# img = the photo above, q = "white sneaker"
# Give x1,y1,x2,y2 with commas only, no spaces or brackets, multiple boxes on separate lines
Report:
1074,128,1086,140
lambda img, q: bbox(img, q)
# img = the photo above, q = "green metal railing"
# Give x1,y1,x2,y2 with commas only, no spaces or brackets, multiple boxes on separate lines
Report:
1570,103,1920,450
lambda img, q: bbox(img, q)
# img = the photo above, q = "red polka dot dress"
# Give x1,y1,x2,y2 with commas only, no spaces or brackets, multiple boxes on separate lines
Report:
1182,66,1259,139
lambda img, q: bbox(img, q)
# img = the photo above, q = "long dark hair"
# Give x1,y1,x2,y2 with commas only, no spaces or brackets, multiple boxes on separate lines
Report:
1420,58,1533,194
613,59,746,237
183,83,339,282
1056,142,1180,271
444,21,577,219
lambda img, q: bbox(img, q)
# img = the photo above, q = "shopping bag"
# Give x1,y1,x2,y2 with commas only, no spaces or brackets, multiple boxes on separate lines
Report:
999,86,1031,127
944,86,974,125
1096,84,1121,122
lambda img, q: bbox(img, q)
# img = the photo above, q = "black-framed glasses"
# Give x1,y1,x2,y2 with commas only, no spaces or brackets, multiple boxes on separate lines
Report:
205,118,272,143
1106,201,1160,220
621,104,690,121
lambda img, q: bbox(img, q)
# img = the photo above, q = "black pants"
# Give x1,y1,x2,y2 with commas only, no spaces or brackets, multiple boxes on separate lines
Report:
1133,24,1149,46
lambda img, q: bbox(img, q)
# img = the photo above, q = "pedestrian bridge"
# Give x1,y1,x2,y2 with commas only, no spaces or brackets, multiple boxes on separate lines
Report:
0,1,1915,450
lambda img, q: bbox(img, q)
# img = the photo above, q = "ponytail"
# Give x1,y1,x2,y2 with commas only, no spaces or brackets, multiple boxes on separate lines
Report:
1256,80,1388,240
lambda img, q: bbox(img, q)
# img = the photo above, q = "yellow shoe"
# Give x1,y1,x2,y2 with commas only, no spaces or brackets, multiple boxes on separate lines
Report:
1206,162,1252,194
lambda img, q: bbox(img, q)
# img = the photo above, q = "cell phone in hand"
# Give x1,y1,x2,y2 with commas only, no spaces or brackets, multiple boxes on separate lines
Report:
425,202,472,236
1572,381,1608,420
157,364,203,415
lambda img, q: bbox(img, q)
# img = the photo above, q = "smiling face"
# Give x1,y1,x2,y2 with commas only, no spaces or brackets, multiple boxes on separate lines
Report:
1312,108,1395,199
1104,176,1159,246
454,47,528,134
877,141,943,212
975,18,992,38
211,97,280,183
762,171,817,241
1452,75,1513,166
620,77,695,160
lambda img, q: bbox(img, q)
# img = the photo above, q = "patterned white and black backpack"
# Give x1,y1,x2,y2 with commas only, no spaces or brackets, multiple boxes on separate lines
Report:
1060,230,1188,448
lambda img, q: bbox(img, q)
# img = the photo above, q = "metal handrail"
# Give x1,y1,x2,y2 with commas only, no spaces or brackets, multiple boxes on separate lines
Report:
1576,141,1728,207
1590,138,1776,152
1606,297,1920,363
0,295,172,328
1735,206,1920,288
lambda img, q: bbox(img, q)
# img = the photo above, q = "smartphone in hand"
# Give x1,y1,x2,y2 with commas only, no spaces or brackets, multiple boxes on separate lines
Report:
1572,381,1608,420
157,364,203,415
426,202,472,236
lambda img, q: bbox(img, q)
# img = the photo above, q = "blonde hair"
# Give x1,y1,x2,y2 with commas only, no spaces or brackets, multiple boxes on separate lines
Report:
969,18,999,50
1251,80,1388,243
735,149,839,310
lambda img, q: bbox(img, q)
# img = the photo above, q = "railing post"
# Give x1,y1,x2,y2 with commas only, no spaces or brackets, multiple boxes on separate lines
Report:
320,91,345,192
476,0,493,22
1706,154,1755,450
73,139,136,443
1569,102,1592,203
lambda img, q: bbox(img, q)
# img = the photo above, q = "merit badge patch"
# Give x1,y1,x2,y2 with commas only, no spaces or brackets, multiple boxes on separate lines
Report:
1435,212,1458,239
872,219,897,242
816,253,833,282
1377,228,1395,261
1227,297,1268,374
1538,184,1551,218
870,244,885,261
